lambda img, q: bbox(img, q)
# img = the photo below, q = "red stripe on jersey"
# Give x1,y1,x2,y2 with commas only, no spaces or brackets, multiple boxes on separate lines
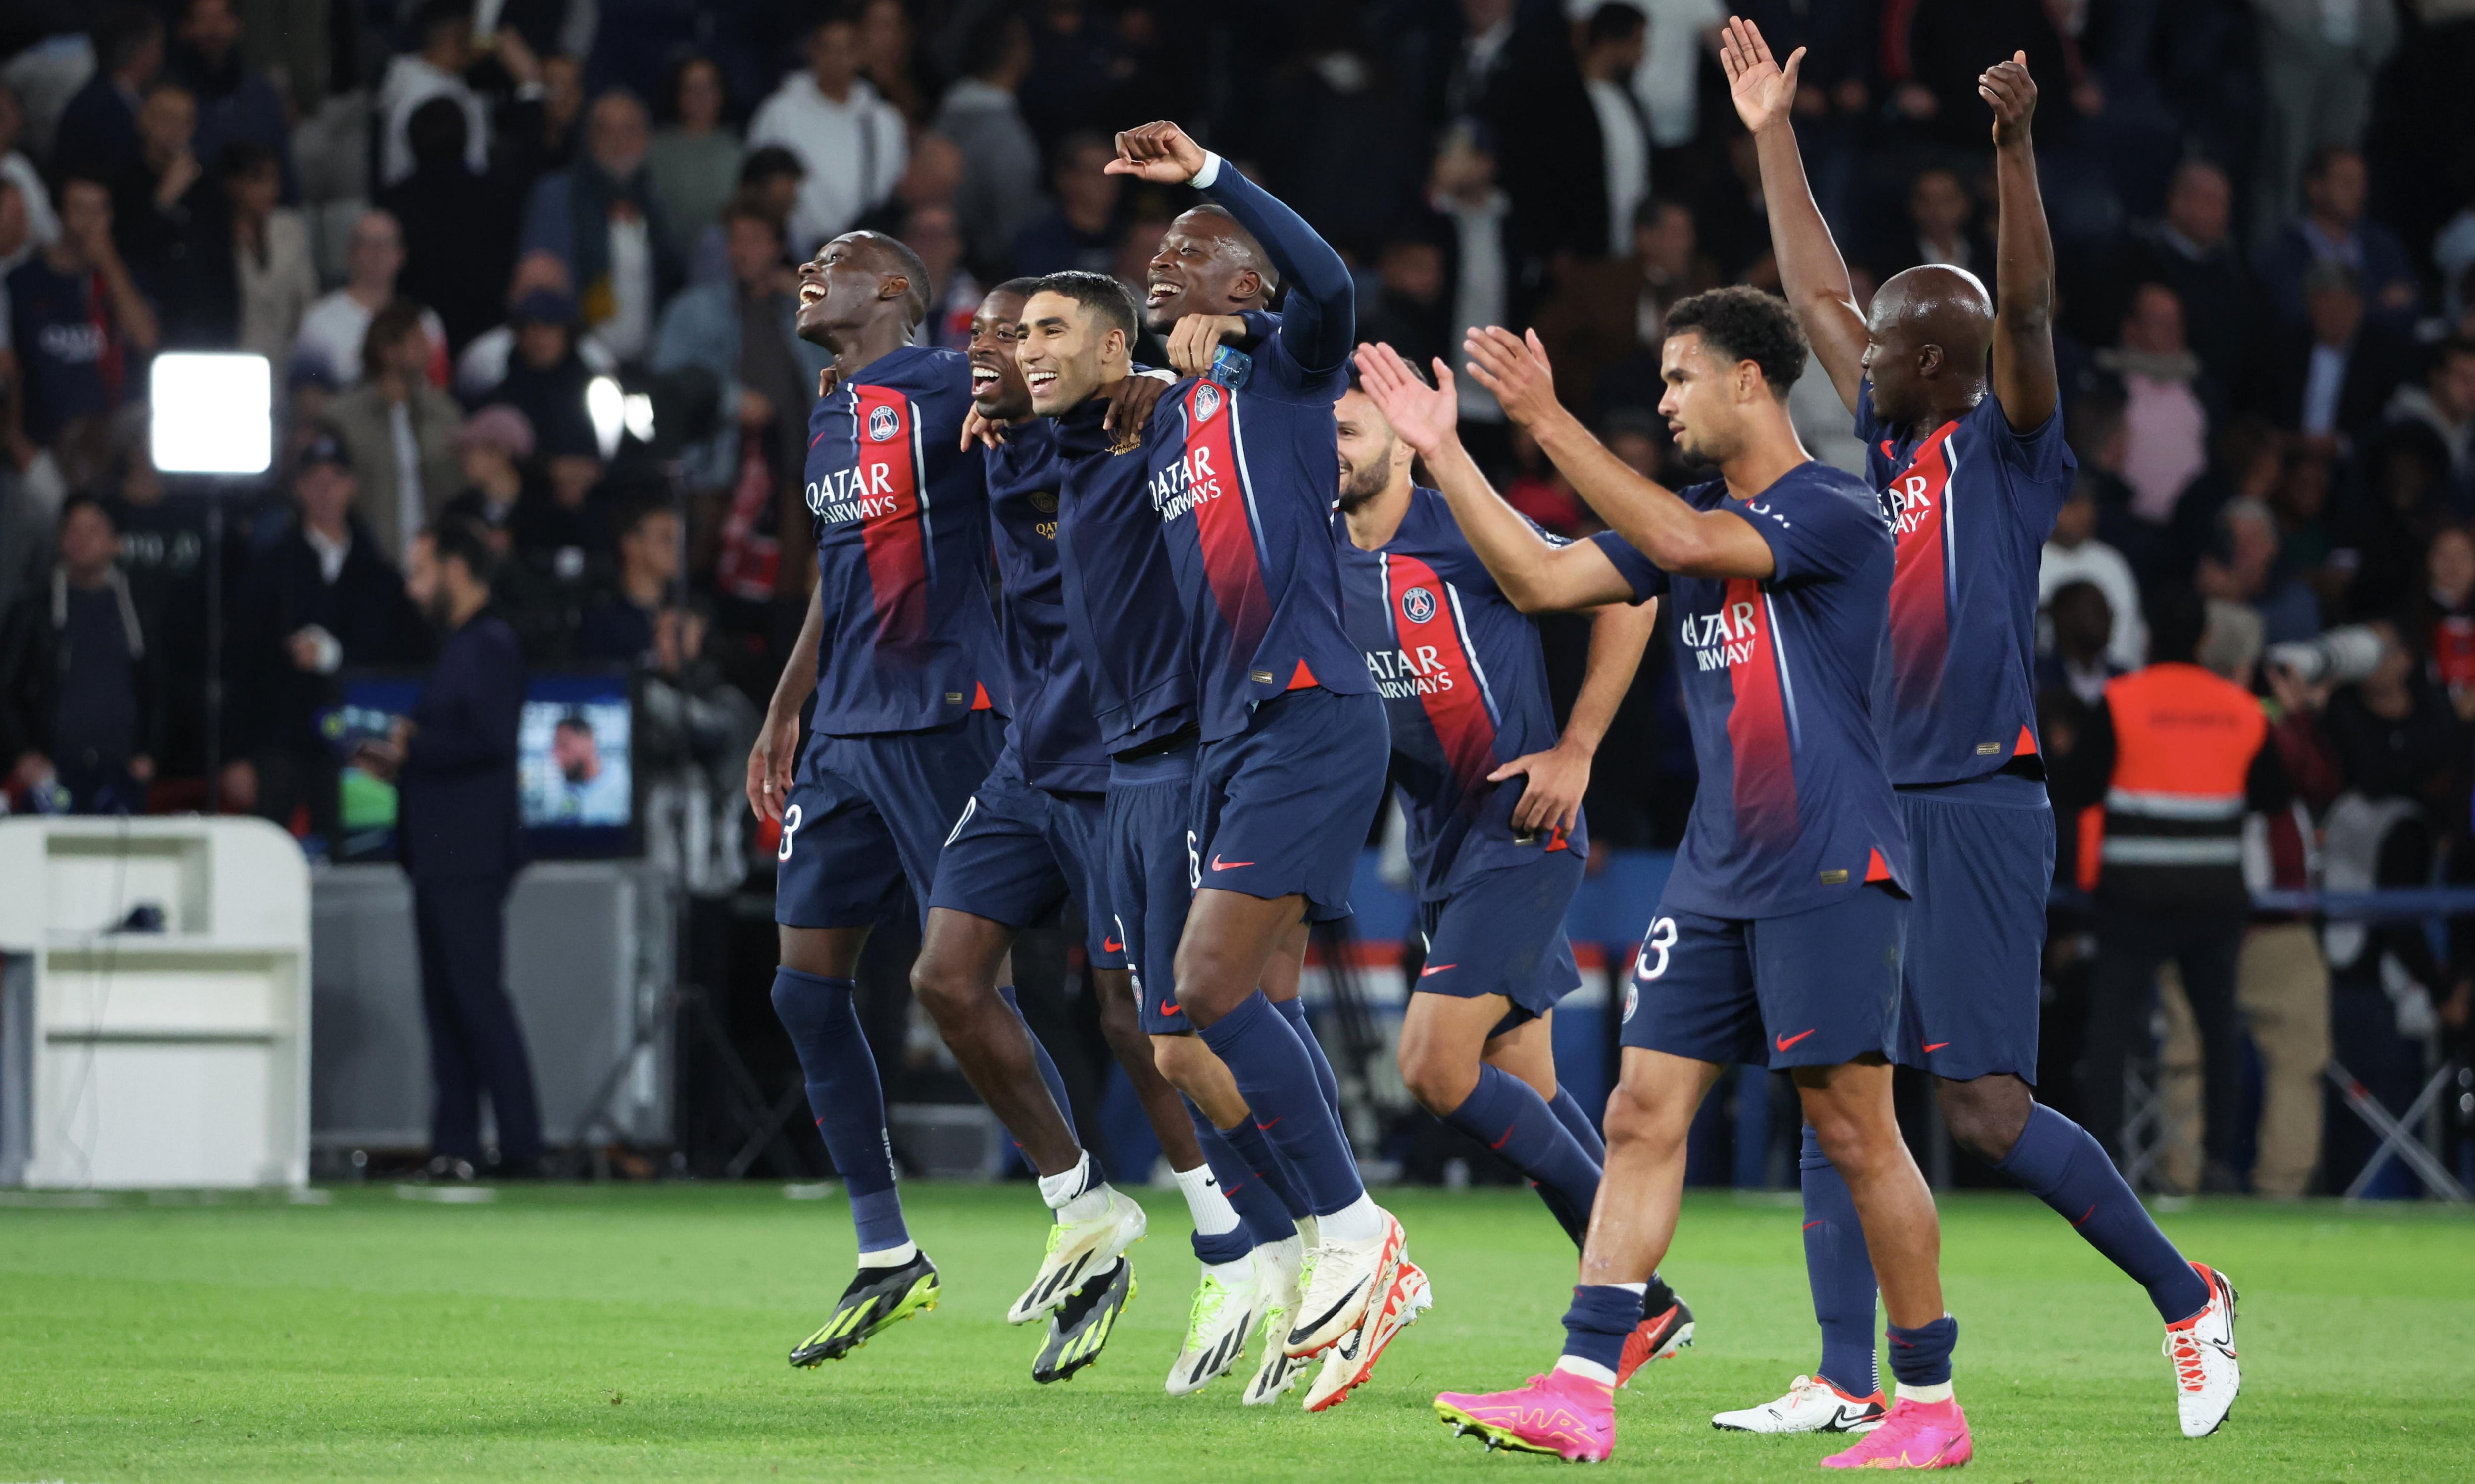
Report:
1287,658,1318,690
851,383,930,655
2014,722,2037,756
1885,419,1959,716
1388,553,1498,803
1721,577,1799,849
1181,383,1273,662
972,682,993,710
1865,847,1892,883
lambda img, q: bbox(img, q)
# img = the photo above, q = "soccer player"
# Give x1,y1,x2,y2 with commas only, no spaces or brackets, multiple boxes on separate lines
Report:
744,230,1003,1368
1716,16,2238,1440
1366,289,1967,1468
1331,371,1694,1385
913,278,1262,1388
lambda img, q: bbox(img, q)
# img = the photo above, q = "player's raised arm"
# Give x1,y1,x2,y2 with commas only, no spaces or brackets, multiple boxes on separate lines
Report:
1110,121,1354,376
1718,15,1865,412
1461,328,1777,581
1353,342,1642,611
1980,51,2058,432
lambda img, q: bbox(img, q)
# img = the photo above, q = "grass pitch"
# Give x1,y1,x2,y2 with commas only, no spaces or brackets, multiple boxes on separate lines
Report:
1,1182,2466,1481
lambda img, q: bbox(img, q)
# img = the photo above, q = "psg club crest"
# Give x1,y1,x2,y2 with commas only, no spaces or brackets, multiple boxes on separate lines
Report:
1030,491,1058,514
867,404,900,443
1622,978,1639,1024
1191,381,1223,424
1400,585,1438,625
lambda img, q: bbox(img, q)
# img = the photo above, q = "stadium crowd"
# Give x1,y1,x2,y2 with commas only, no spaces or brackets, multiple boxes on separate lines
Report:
0,0,2470,1198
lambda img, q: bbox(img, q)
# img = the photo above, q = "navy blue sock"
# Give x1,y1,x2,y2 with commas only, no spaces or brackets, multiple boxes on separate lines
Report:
1196,992,1364,1216
1801,1124,1881,1397
1559,1284,1644,1374
1885,1315,1958,1389
1548,1084,1606,1164
1272,995,1341,1117
771,968,907,1251
1446,1065,1601,1248
1999,1103,2209,1322
1217,1105,1312,1222
995,984,1077,1142
1188,1102,1294,1255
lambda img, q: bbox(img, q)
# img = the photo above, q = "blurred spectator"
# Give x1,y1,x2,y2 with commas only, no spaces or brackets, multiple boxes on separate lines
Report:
0,84,60,274
217,140,314,368
443,404,534,538
508,448,610,576
222,427,425,835
2200,495,2323,645
637,600,757,896
651,198,827,499
6,177,158,444
1536,197,1717,416
689,146,805,287
1578,4,1652,259
1008,133,1119,280
903,202,978,350
1438,0,1523,121
2117,160,2253,404
2411,523,2475,712
0,495,158,813
481,287,604,466
2318,620,2467,819
533,52,585,177
856,0,924,125
933,10,1041,276
1873,167,1989,282
1423,124,1524,452
646,56,742,265
1609,0,1722,154
2349,424,2463,624
2385,336,2475,501
576,495,679,663
1362,238,1452,378
2256,146,2419,331
2041,482,2148,672
2037,578,2127,704
380,0,547,188
294,210,448,387
108,81,210,314
328,301,466,567
1500,425,1590,535
519,89,680,364
1880,0,2073,152
167,0,290,201
54,6,164,185
379,98,523,356
750,13,907,256
2251,2,2396,233
2258,260,2414,452
2098,284,2214,525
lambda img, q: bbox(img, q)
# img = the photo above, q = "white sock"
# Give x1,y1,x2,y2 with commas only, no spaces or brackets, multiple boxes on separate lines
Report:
856,1240,917,1269
1297,1214,1319,1250
1898,1380,1954,1405
1553,1355,1616,1387
1172,1162,1242,1237
1614,1281,1647,1297
1316,1192,1384,1244
1038,1152,1111,1223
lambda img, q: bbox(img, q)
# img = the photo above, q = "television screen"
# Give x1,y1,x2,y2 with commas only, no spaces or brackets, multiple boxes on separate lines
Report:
326,670,639,864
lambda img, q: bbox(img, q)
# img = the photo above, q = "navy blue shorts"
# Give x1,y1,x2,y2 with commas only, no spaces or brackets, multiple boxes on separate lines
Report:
1414,847,1587,1033
1106,740,1199,1035
1893,772,2054,1083
1193,688,1388,922
926,740,1125,970
774,712,1002,930
1620,884,1906,1070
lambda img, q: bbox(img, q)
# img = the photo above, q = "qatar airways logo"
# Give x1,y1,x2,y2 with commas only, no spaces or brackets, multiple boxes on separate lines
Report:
1883,470,1937,539
1362,643,1456,700
807,461,900,525
1149,445,1224,523
1680,599,1761,671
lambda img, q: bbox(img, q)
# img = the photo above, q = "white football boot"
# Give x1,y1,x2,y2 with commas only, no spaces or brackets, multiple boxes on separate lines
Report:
1166,1254,1264,1396
1007,1187,1147,1325
2165,1262,2240,1438
1711,1374,1888,1434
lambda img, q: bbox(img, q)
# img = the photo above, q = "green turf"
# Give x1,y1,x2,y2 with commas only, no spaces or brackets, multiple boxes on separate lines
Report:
1,1182,2466,1480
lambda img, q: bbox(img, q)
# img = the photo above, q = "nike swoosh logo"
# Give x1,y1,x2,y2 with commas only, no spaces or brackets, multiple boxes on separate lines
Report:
2072,1203,2097,1227
1489,1125,1515,1150
1420,963,1458,977
1102,938,1124,952
1210,855,1253,870
1921,1041,1949,1053
1293,1275,1371,1342
1160,1001,1182,1017
1802,1220,1822,1231
1775,1028,1816,1051
1255,1117,1281,1131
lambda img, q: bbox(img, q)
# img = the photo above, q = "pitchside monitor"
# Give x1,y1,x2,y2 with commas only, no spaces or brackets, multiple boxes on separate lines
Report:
327,670,640,863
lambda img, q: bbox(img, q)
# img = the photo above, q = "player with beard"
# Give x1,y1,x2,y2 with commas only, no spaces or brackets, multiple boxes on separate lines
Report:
1717,18,2237,1441
1330,367,1693,1393
745,229,1005,1369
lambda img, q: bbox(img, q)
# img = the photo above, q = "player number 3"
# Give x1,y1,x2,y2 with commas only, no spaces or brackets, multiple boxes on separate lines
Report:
1635,917,1678,981
777,803,804,862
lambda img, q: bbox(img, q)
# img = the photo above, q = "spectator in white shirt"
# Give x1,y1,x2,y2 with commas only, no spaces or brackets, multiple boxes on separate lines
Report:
294,209,447,386
377,0,546,188
1579,4,1652,259
748,14,906,257
0,83,59,280
2040,480,2148,671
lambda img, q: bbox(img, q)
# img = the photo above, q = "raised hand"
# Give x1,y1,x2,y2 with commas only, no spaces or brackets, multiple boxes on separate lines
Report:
1461,327,1564,430
1351,342,1458,457
1105,121,1209,184
1718,14,1804,135
1979,50,2038,149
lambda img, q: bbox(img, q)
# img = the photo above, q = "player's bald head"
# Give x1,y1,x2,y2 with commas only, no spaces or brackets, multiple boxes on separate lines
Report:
1141,203,1279,329
1863,264,1993,425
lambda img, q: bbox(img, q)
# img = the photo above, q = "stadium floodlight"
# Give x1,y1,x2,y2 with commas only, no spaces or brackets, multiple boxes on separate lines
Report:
150,352,273,475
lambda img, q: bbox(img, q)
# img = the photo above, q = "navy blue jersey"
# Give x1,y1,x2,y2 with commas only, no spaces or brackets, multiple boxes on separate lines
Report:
1132,166,1371,742
1335,489,1640,898
1603,463,1909,919
1053,399,1199,756
987,418,1107,792
804,345,1006,736
1858,382,2074,786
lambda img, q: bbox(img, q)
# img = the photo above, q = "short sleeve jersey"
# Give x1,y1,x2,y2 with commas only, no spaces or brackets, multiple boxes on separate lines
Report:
1604,463,1909,920
1857,381,2075,785
1053,399,1199,756
1335,489,1642,898
1136,321,1373,742
803,345,1006,736
987,417,1106,793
